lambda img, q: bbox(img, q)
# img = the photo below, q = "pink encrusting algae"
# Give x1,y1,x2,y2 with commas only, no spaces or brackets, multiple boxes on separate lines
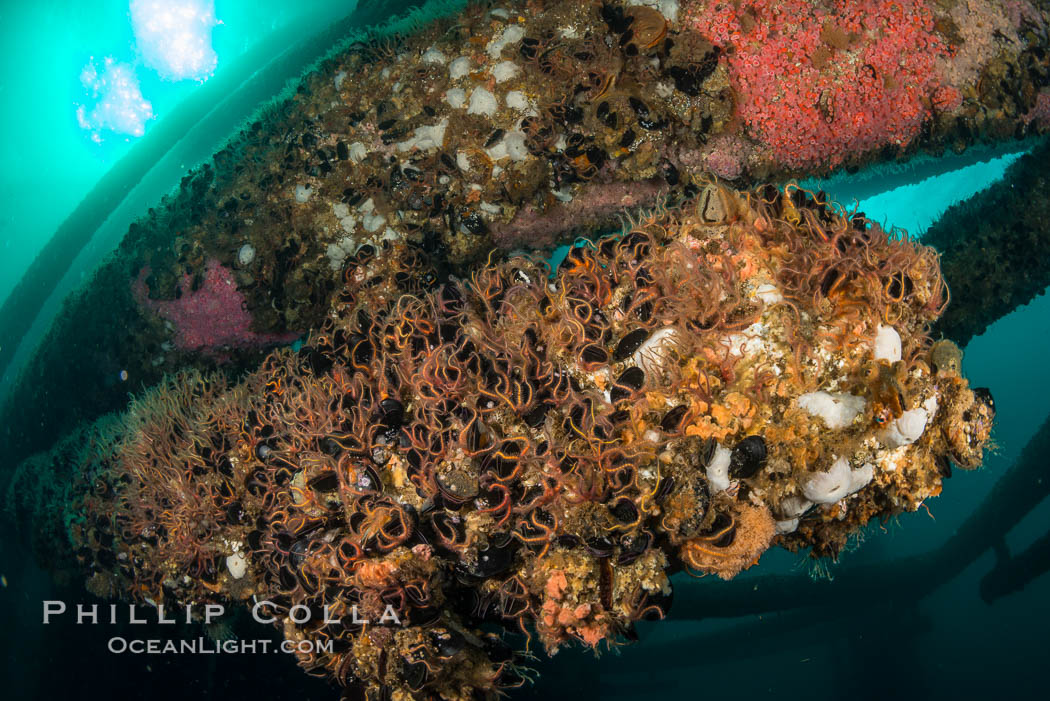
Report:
132,258,297,352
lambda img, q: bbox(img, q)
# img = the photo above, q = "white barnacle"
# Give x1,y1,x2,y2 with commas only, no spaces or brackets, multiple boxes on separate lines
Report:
421,47,446,65
226,552,247,579
706,444,732,493
467,87,499,116
486,25,525,59
348,142,368,163
505,90,531,112
491,60,520,83
449,56,471,80
444,87,467,109
236,243,255,267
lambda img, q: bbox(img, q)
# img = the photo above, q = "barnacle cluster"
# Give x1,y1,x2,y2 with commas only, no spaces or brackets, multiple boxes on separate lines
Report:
38,184,993,699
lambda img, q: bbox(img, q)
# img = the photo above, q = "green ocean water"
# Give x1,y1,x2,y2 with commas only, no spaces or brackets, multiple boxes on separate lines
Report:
0,2,1047,699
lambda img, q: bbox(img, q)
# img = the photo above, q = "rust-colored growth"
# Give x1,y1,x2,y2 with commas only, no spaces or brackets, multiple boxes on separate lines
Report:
865,361,907,426
819,21,851,50
625,6,669,52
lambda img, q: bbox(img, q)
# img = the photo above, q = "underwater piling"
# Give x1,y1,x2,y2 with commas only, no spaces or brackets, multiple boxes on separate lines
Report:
980,530,1050,602
3,185,997,698
2,0,1049,474
930,136,1050,346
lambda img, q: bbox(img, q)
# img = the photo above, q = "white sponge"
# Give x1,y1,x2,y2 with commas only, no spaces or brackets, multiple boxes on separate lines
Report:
797,391,866,429
803,456,873,504
880,408,929,448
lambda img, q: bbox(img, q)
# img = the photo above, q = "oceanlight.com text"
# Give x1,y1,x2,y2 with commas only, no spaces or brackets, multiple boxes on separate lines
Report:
107,637,335,655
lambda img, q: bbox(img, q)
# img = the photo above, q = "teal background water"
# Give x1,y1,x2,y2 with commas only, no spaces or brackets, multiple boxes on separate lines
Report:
0,0,351,306
1,2,1048,699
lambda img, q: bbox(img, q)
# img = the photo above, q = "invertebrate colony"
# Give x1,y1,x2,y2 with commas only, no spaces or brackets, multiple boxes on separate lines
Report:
9,183,993,698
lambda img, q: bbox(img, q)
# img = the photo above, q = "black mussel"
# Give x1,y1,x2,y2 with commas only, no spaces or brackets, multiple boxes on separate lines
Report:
273,464,295,486
431,628,467,658
485,128,505,148
355,465,382,492
319,436,344,456
617,531,653,565
600,2,633,33
246,529,263,552
245,469,268,496
654,474,675,503
308,471,340,493
820,269,841,298
435,469,479,505
586,145,607,167
402,660,429,692
729,435,767,479
555,534,582,549
225,500,248,525
585,535,616,558
342,188,363,206
639,588,673,620
462,536,518,579
638,115,663,130
705,512,736,547
660,405,689,432
483,634,515,663
668,65,701,96
615,329,649,360
379,398,405,427
290,538,310,568
661,159,680,186
96,548,116,569
885,271,914,300
277,565,297,591
459,211,488,235
618,367,645,389
427,511,466,549
609,497,640,525
523,402,552,428
581,343,610,364
216,455,234,477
